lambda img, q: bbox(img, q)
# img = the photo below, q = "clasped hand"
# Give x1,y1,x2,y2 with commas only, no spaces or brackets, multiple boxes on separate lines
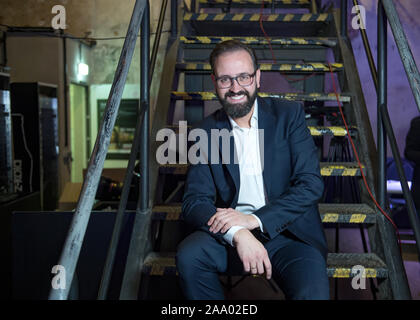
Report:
207,208,272,280
207,207,258,233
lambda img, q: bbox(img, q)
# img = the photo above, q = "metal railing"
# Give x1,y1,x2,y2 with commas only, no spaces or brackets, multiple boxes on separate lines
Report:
339,0,420,259
49,0,177,300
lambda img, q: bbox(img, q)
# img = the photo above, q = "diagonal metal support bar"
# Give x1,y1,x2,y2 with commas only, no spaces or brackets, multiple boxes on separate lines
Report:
97,105,146,300
48,0,148,300
381,0,420,113
380,105,420,261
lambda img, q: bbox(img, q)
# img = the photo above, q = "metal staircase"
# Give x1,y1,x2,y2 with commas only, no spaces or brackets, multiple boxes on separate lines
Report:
50,0,420,301
134,0,410,299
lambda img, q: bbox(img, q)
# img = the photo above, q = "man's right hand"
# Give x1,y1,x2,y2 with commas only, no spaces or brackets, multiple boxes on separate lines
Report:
233,229,272,280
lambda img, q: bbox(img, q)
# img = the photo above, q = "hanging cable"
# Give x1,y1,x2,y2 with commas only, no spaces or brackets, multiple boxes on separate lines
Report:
327,62,402,254
258,0,316,83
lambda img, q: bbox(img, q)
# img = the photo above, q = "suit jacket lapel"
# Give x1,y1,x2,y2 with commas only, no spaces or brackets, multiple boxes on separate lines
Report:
215,110,240,195
257,97,276,198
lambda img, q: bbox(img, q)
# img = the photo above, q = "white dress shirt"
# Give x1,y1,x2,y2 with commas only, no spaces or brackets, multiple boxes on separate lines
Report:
223,100,266,246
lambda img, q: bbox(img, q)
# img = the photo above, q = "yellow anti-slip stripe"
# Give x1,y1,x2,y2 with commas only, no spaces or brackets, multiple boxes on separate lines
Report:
233,14,244,21
322,214,339,223
322,213,367,223
332,268,377,278
184,13,329,22
309,127,348,136
321,167,360,176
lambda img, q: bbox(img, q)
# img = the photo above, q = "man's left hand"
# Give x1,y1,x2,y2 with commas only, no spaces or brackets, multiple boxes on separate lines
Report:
207,208,259,233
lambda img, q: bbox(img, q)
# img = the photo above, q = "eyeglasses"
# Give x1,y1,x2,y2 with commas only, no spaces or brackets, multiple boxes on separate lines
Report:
213,71,257,89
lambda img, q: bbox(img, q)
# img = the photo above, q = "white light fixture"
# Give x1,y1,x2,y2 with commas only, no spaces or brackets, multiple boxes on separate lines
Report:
78,62,89,77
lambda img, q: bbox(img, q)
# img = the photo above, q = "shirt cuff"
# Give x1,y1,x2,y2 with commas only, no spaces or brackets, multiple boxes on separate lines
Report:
223,226,245,247
250,214,264,232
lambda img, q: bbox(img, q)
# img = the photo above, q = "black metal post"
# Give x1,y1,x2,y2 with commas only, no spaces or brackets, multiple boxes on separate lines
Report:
171,0,178,38
139,1,150,212
341,0,347,37
377,0,387,208
150,0,168,84
380,107,420,258
97,106,146,300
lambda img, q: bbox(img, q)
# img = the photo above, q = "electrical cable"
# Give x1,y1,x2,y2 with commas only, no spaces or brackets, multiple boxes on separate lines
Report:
0,23,170,42
258,0,316,83
327,62,403,254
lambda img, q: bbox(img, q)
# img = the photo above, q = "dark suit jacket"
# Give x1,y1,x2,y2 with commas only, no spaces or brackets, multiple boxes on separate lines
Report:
405,116,420,209
182,97,328,260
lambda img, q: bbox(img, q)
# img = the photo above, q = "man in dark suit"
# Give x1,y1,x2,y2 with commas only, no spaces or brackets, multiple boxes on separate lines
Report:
405,116,420,217
176,40,329,300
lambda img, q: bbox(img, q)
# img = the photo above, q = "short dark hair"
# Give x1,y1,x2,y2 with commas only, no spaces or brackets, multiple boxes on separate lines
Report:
209,40,258,75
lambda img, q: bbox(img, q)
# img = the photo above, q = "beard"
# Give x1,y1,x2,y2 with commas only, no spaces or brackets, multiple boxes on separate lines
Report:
217,88,258,119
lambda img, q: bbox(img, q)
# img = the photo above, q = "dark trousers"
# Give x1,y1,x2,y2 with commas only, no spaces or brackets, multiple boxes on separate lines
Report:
176,230,330,300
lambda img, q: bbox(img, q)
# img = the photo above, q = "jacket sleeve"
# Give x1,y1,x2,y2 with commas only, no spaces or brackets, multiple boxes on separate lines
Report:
252,104,324,240
405,117,420,166
182,160,227,243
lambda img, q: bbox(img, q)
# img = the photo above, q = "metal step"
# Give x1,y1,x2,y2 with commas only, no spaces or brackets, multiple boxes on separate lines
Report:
171,91,351,102
176,62,343,72
152,203,377,224
184,12,333,37
181,36,337,47
159,162,365,176
184,13,330,23
142,252,388,278
327,253,388,278
320,162,364,176
199,0,311,8
158,123,354,137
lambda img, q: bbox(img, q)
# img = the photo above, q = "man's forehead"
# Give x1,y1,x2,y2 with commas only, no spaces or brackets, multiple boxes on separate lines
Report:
216,49,253,63
214,49,254,74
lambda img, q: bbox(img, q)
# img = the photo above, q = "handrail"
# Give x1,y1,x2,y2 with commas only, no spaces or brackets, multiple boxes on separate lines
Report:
381,0,420,113
150,0,169,84
377,0,420,259
48,0,148,300
97,0,168,300
340,0,420,260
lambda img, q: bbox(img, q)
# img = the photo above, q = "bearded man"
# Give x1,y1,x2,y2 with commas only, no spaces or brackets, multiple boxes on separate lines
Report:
176,40,329,300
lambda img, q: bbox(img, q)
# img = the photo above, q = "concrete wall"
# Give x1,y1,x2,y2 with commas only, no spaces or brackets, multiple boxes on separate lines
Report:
1,0,173,195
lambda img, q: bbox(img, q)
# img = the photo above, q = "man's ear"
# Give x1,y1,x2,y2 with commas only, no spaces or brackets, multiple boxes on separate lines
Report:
211,74,217,90
256,68,261,89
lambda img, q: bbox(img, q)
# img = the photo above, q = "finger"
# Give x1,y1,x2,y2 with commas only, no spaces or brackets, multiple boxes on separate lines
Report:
207,214,217,226
212,218,228,233
220,217,235,233
208,212,224,227
220,222,232,234
243,259,250,273
263,257,272,280
256,260,264,275
209,215,224,232
250,264,258,275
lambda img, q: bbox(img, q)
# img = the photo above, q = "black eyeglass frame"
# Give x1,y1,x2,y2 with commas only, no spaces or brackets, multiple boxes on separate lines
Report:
213,70,258,89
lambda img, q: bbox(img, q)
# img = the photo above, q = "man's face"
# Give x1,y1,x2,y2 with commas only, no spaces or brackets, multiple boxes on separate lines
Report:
213,49,261,119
